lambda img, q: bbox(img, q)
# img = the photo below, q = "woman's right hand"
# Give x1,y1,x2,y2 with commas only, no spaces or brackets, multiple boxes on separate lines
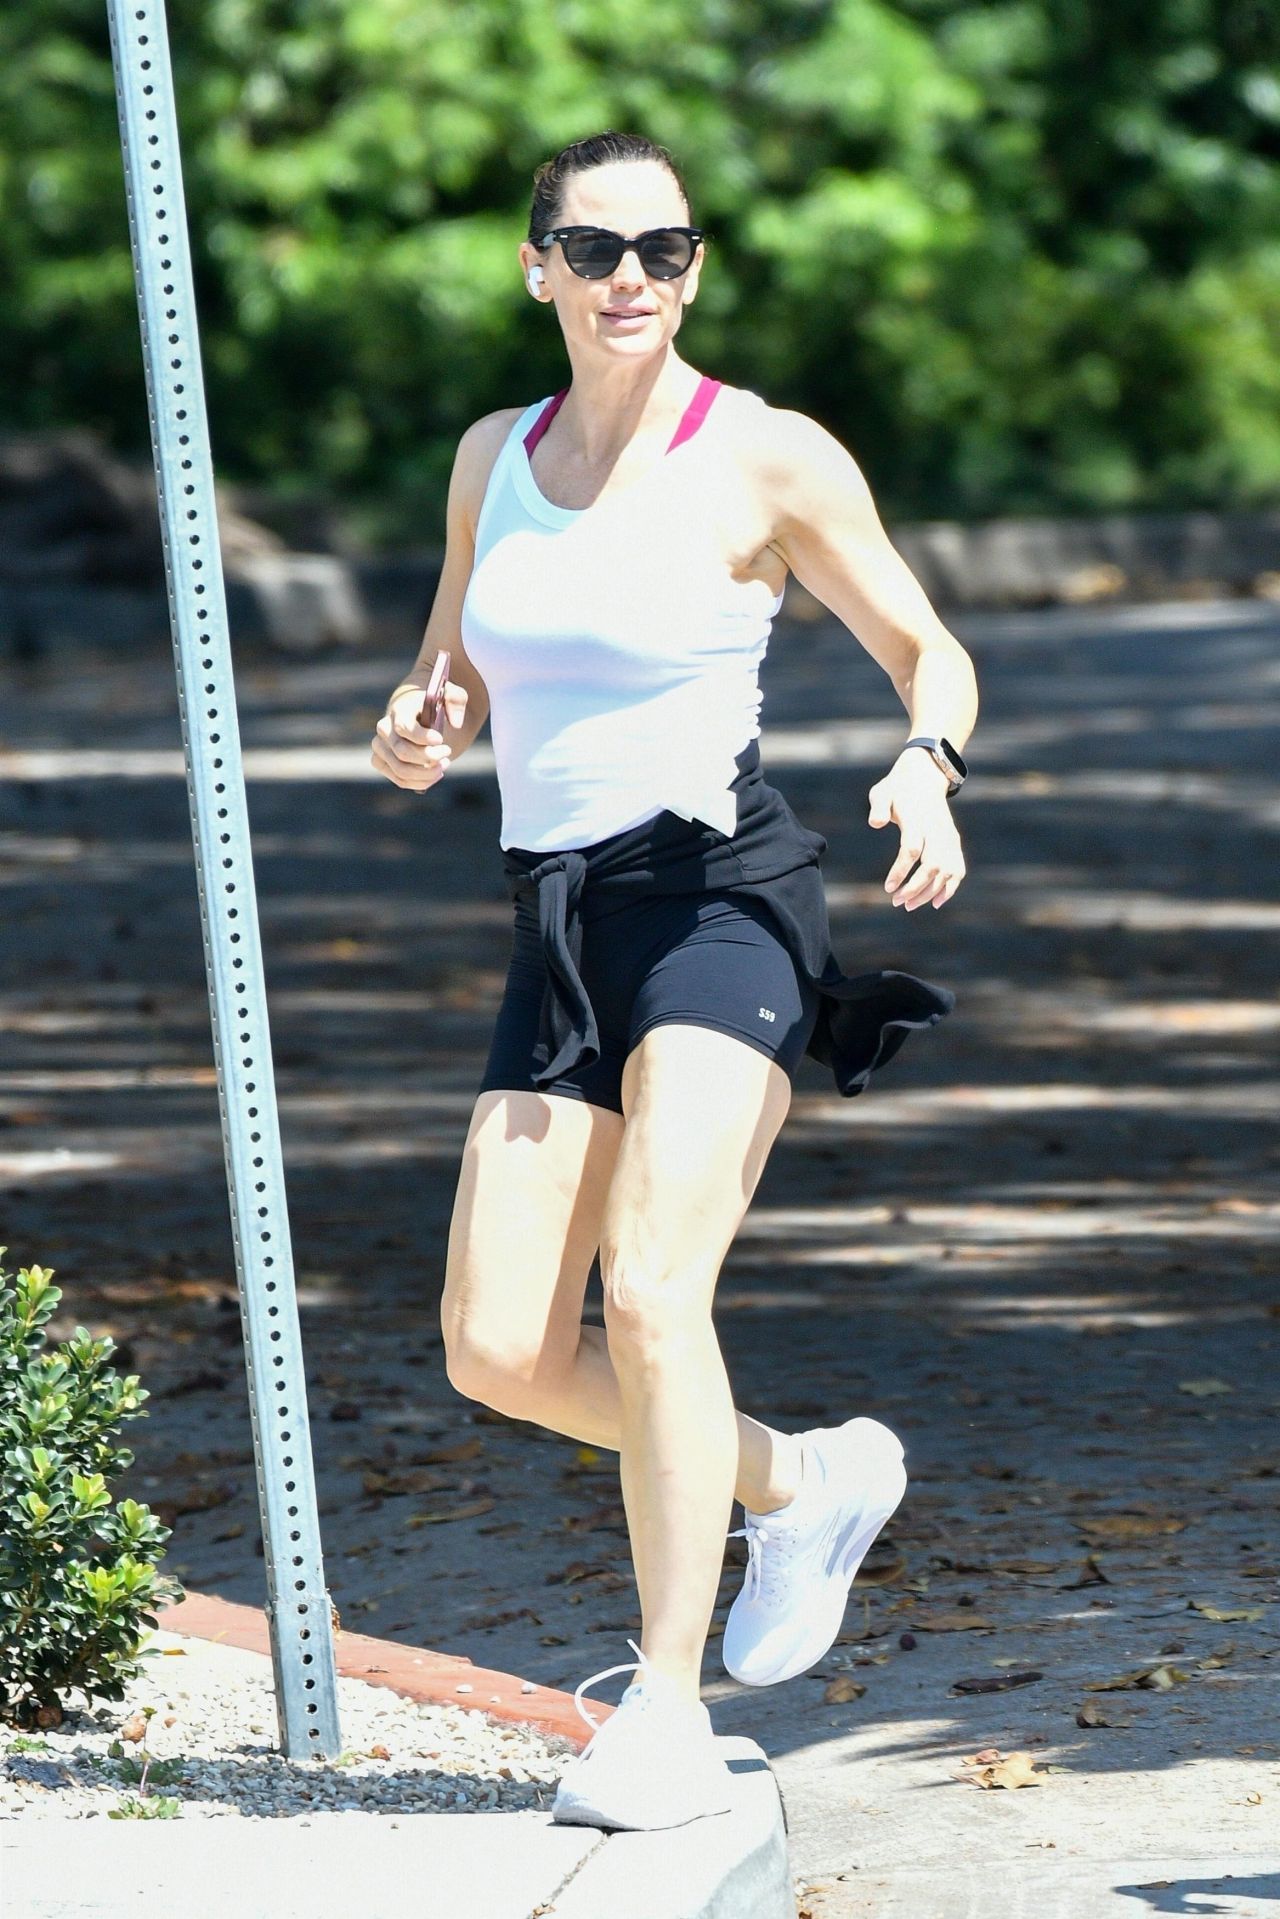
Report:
370,681,469,792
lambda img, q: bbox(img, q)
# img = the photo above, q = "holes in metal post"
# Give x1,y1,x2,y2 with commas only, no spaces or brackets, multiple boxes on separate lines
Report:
139,31,328,1717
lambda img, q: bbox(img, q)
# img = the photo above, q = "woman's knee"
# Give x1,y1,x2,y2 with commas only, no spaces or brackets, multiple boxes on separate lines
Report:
440,1279,580,1408
443,1331,538,1412
598,1229,722,1347
440,1087,623,1402
598,1025,789,1336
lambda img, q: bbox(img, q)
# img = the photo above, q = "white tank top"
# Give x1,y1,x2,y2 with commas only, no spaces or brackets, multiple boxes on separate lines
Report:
459,377,786,852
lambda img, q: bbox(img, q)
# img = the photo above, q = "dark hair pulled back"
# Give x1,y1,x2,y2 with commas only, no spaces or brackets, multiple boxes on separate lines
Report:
528,130,693,244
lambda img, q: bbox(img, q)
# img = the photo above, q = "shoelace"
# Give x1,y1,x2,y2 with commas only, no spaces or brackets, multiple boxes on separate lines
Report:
726,1517,777,1602
727,1474,818,1602
572,1637,660,1735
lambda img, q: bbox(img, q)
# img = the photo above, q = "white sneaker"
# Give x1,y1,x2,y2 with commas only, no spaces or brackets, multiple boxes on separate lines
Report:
722,1416,907,1687
551,1638,734,1832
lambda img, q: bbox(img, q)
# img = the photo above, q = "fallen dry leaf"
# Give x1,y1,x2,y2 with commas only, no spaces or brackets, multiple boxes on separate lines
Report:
1177,1378,1233,1396
952,1670,1043,1694
561,1503,629,1535
823,1675,867,1704
989,1559,1060,1576
415,1437,487,1465
1189,1601,1264,1623
1138,1665,1190,1691
1085,1663,1191,1692
1060,1554,1111,1589
958,1749,1043,1790
361,1466,454,1498
467,1606,542,1631
1077,1514,1185,1542
168,1449,255,1475
852,1547,909,1586
1076,1698,1132,1729
404,1498,495,1527
911,1611,998,1632
546,1559,629,1588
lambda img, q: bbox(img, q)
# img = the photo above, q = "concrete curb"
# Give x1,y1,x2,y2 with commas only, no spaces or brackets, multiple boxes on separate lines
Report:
153,1590,796,1919
551,1739,793,1919
155,1588,592,1749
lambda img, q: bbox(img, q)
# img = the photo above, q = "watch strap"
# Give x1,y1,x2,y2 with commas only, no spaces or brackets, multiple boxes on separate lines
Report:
903,736,967,796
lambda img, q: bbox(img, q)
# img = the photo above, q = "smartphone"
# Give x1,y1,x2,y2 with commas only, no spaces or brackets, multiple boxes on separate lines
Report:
417,650,451,737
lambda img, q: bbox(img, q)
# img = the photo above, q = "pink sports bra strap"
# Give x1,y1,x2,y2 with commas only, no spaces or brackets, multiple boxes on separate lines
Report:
523,387,569,456
522,375,722,459
667,375,722,450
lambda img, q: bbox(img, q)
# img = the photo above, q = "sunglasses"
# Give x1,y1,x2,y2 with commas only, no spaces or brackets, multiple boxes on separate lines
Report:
534,225,705,281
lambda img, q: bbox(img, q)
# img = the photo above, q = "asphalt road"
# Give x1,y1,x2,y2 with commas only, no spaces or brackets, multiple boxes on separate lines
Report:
2,593,1278,1905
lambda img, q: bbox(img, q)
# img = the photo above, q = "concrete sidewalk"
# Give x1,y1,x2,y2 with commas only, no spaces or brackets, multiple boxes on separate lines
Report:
7,1829,1275,1919
2,1785,791,1919
1,1595,795,1919
8,1595,1275,1917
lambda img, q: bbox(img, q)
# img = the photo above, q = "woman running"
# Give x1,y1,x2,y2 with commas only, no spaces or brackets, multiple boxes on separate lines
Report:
371,129,977,1834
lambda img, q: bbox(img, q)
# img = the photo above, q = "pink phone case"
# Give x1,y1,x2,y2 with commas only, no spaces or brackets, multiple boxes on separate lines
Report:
417,651,451,736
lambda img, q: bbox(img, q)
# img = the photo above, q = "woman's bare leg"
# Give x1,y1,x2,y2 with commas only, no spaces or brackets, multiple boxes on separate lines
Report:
595,1022,797,1703
508,1323,803,1515
442,1089,803,1518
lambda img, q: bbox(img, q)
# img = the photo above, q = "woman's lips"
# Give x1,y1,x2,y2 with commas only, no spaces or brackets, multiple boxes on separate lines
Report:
602,309,653,322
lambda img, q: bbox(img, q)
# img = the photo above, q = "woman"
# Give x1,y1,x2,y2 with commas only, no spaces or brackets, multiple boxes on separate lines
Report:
371,129,978,1833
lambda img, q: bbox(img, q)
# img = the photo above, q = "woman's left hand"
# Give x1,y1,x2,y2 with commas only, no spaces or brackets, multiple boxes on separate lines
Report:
868,750,967,911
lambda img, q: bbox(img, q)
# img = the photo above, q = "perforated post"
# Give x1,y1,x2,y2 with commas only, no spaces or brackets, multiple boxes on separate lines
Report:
105,0,341,1759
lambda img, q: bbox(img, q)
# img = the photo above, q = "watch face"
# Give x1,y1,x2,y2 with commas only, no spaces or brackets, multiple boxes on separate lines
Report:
940,737,968,780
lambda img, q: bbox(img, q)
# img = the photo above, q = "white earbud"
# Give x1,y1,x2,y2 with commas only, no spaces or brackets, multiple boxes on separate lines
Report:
527,265,545,294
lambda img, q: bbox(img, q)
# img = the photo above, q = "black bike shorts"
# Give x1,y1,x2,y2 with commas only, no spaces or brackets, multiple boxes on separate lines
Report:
477,885,823,1116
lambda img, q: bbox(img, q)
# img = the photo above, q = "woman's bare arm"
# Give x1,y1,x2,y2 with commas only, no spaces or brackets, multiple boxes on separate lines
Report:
381,409,523,760
757,408,975,911
758,408,978,754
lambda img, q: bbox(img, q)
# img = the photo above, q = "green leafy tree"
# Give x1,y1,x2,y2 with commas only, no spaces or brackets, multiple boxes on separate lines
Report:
1,0,1277,534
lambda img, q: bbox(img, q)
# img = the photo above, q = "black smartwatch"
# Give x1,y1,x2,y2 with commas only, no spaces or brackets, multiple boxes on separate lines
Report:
902,736,967,798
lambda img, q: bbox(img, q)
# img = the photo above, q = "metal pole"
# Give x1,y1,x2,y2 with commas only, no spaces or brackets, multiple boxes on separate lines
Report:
104,0,341,1760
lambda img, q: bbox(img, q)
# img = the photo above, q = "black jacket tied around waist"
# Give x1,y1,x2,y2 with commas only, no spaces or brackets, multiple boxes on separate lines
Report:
499,737,955,1097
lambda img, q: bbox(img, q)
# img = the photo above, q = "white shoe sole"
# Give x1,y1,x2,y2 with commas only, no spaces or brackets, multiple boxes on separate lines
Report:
552,1765,733,1831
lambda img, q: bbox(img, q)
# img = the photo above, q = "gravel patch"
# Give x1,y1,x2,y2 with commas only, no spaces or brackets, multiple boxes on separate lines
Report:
1,1631,578,1821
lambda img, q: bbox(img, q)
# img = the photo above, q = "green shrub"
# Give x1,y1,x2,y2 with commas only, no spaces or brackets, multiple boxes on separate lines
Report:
0,1250,185,1730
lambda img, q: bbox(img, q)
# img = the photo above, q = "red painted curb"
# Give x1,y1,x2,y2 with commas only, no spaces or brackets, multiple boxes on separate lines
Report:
155,1591,601,1751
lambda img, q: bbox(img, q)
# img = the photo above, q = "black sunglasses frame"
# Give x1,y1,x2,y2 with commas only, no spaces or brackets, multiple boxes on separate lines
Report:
534,225,707,280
